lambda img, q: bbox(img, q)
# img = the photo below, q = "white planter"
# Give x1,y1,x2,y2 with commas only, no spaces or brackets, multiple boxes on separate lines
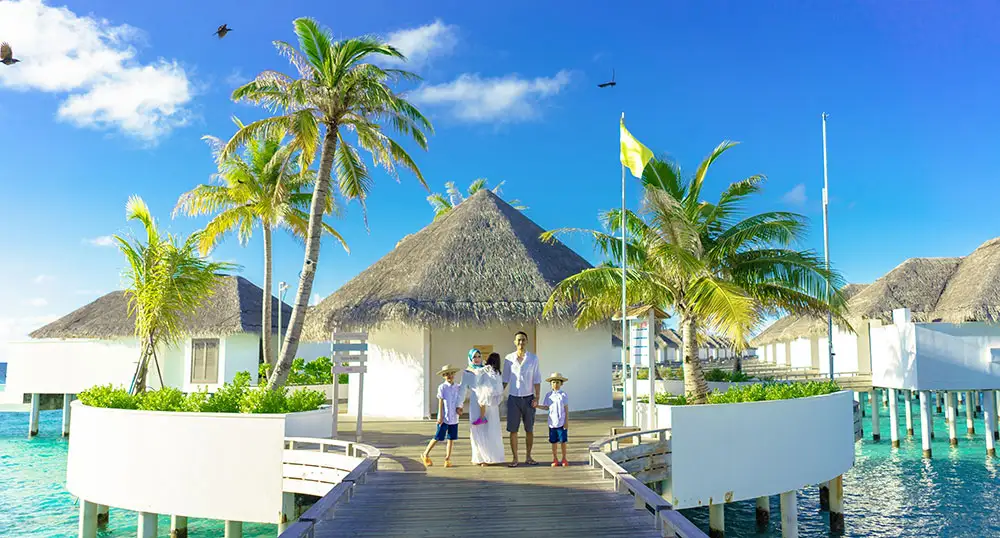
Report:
66,402,333,524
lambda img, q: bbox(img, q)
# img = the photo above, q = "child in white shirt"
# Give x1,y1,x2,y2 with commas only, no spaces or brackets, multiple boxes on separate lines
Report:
422,365,464,468
538,372,569,467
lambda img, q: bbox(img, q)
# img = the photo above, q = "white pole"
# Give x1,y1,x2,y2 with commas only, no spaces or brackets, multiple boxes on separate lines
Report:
822,112,834,380
780,490,799,538
919,390,932,458
621,111,632,427
331,331,339,440
277,282,287,366
888,388,900,448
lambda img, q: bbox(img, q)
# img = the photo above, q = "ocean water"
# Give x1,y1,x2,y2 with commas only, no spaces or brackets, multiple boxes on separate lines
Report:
0,410,277,538
4,402,1000,537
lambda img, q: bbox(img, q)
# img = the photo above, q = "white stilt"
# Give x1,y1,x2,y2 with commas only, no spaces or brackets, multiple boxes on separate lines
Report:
936,391,943,414
756,496,771,531
224,520,243,538
883,389,889,408
947,391,958,446
905,390,914,436
279,492,296,533
994,391,1000,440
780,490,799,538
78,500,97,538
828,475,844,534
62,394,73,436
919,391,932,458
888,389,900,448
709,504,724,538
928,393,935,439
170,515,187,538
96,505,109,527
870,390,881,441
860,391,866,416
29,393,40,437
984,391,997,457
137,512,157,538
967,391,976,434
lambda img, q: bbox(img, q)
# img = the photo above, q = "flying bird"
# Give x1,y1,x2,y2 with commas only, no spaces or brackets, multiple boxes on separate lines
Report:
597,69,616,88
1,42,19,65
214,24,232,39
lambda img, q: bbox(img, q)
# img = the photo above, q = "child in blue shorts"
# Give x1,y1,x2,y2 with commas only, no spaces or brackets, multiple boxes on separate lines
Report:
422,364,463,468
539,372,569,467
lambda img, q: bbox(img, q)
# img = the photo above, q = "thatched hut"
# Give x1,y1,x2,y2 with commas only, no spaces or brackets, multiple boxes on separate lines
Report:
304,189,613,419
4,276,310,399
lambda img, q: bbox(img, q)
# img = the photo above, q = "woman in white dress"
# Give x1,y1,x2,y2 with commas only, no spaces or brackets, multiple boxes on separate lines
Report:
470,352,506,466
461,349,485,464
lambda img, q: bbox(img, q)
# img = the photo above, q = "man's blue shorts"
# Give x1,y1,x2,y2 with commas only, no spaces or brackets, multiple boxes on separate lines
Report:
434,423,458,441
549,426,568,444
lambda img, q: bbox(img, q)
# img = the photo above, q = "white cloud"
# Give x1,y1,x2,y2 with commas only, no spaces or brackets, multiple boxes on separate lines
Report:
0,315,58,342
224,68,246,88
781,184,807,206
84,235,115,247
0,0,193,141
410,70,572,123
22,297,48,307
32,274,54,284
310,293,321,307
384,20,456,67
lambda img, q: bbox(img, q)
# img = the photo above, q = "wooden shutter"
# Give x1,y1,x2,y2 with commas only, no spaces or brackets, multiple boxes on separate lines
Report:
190,339,220,384
204,340,219,384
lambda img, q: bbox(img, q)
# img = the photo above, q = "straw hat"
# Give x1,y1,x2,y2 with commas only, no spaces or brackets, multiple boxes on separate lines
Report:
545,372,568,383
437,364,461,377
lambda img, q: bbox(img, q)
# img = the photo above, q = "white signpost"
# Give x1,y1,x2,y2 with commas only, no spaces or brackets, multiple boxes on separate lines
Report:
630,312,657,430
330,330,367,442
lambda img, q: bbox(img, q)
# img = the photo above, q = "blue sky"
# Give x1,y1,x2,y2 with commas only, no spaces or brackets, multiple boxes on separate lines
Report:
2,0,1000,342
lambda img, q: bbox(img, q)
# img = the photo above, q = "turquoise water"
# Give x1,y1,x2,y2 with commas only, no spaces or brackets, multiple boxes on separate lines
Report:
681,396,1000,537
0,410,277,537
5,401,1000,536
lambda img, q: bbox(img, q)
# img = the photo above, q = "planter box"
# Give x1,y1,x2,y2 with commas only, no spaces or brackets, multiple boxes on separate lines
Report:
66,402,333,524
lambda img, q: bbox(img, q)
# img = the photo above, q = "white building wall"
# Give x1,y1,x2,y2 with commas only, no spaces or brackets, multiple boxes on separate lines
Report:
775,342,788,366
873,318,1000,390
537,324,613,413
817,327,862,376
789,338,812,369
346,325,426,419
5,338,140,395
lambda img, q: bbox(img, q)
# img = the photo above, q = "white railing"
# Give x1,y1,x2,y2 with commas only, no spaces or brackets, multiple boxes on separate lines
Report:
278,437,380,538
589,428,707,538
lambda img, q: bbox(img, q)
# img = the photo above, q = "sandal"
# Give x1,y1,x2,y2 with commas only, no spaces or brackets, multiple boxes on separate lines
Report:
525,458,538,466
422,455,433,467
444,459,454,468
508,460,519,468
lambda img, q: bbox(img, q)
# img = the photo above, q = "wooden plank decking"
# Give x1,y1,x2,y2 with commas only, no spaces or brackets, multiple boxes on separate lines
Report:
312,408,664,537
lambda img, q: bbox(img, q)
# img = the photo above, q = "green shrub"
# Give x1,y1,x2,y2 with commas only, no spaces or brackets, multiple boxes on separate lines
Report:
239,387,288,414
658,367,683,380
78,384,139,410
138,387,187,412
182,388,209,412
286,388,327,413
643,380,841,406
287,356,335,385
636,367,649,380
201,371,251,413
338,373,348,384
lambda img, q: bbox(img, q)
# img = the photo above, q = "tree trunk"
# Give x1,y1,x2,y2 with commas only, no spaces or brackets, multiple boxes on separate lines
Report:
262,225,274,368
267,128,339,390
681,316,710,404
134,335,154,394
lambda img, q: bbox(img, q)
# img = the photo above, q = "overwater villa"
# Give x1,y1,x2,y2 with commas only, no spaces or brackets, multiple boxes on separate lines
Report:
303,189,614,419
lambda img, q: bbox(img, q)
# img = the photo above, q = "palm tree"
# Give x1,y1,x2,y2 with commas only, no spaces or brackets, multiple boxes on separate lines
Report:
543,143,845,404
223,18,433,389
175,118,348,369
426,179,526,220
115,196,236,394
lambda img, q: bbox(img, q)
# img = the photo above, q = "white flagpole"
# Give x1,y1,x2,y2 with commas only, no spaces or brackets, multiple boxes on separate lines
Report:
620,112,632,427
822,112,834,381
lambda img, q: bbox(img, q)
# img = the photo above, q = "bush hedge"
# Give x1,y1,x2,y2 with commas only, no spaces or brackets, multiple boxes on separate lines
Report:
637,380,841,406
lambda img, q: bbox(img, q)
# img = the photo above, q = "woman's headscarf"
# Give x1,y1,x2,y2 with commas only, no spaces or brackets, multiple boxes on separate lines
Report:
468,348,483,369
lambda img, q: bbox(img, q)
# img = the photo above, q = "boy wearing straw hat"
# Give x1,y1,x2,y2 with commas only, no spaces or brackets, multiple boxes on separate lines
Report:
538,372,570,467
422,365,464,468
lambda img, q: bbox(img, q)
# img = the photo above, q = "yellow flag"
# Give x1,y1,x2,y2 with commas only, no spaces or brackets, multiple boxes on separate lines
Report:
620,118,653,178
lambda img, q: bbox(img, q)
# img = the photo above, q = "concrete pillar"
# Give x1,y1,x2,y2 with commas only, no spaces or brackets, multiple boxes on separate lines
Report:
780,490,798,538
883,389,889,408
919,391,932,458
870,390,881,441
29,393,40,437
138,512,157,538
96,505,109,527
756,496,770,531
819,483,830,511
985,391,997,457
709,504,724,538
170,515,187,538
828,475,845,534
224,521,243,538
279,492,296,533
78,500,97,538
967,391,976,434
905,390,914,436
859,391,866,416
928,393,935,439
977,391,982,413
888,389,900,448
62,394,73,437
994,391,1000,440
947,391,958,447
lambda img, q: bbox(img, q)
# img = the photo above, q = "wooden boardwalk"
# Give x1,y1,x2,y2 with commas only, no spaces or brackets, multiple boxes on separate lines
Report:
312,408,663,537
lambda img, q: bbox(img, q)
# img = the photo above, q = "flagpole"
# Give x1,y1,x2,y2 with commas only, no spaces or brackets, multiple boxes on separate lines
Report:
822,112,834,381
620,112,631,426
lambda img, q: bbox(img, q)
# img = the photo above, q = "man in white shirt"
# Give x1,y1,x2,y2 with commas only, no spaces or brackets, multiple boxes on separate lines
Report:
502,330,541,466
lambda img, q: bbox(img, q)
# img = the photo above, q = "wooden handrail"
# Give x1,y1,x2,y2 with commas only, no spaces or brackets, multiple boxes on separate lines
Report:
589,427,670,454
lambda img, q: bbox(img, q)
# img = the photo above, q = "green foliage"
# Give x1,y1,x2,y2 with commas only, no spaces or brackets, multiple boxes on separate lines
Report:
658,367,684,380
240,386,289,414
703,368,755,383
137,387,188,412
287,356,335,385
427,179,526,220
643,381,841,406
201,371,251,413
286,388,328,413
78,384,138,410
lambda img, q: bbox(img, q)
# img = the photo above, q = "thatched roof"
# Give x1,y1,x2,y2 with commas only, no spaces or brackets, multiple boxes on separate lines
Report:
848,258,959,322
303,189,592,338
752,283,870,346
30,276,290,339
931,238,1000,323
659,328,683,348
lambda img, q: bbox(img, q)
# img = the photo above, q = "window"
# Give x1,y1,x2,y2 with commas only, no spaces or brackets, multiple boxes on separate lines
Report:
190,339,220,384
991,348,1000,365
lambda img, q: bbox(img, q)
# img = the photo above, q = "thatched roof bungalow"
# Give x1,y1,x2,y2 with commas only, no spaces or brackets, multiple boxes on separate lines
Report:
5,276,310,399
304,190,613,418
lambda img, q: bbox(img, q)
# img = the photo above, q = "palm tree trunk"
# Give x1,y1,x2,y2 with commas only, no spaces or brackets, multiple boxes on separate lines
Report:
262,224,274,368
681,316,710,404
134,335,154,394
267,127,338,390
